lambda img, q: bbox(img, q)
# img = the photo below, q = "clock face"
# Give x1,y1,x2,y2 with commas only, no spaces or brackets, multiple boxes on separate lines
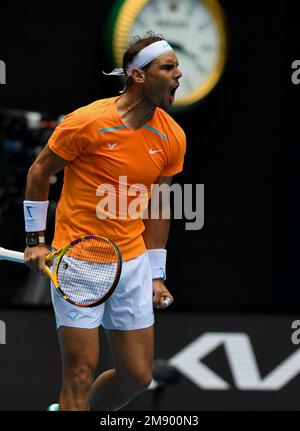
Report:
111,0,227,109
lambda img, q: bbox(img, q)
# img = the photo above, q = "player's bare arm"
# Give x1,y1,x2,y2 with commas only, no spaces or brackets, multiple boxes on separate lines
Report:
142,175,174,309
24,144,69,273
26,143,69,200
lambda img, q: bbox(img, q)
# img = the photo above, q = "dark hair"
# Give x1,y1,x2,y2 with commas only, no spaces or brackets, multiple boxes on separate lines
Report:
122,31,165,75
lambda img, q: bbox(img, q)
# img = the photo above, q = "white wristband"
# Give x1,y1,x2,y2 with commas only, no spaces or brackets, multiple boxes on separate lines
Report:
23,200,49,232
147,249,167,280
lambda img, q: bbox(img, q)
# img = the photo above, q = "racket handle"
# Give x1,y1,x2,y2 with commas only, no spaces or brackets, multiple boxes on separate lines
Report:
0,246,56,284
0,247,24,263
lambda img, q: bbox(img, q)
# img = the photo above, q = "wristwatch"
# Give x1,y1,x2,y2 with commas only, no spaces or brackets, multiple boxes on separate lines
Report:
26,232,45,247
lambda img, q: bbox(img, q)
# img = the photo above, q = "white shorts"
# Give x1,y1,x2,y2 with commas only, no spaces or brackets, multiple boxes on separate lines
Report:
50,251,154,331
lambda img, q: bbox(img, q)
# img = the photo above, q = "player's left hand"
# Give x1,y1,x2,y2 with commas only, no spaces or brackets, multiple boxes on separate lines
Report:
152,279,174,309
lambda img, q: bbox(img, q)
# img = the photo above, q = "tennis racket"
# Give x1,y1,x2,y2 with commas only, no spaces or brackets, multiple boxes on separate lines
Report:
0,235,122,307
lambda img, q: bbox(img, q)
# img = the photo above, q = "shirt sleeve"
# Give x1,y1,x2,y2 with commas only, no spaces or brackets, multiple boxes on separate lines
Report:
161,127,186,177
48,111,89,161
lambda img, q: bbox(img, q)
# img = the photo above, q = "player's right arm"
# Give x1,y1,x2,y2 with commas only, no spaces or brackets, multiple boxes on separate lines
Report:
24,144,69,273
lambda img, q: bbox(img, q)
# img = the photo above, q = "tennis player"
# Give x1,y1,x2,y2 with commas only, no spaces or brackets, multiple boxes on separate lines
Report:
23,32,186,411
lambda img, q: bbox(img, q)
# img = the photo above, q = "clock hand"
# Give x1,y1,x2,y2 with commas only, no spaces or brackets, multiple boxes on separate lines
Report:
170,41,206,73
168,41,197,61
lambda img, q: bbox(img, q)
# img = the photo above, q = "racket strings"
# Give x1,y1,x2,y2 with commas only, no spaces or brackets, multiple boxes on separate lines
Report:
56,237,119,305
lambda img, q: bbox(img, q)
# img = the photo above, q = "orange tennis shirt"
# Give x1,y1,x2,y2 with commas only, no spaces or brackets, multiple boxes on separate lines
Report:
48,96,186,261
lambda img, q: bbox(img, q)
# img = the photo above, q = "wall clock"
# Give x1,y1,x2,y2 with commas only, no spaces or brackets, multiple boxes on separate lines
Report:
107,0,228,110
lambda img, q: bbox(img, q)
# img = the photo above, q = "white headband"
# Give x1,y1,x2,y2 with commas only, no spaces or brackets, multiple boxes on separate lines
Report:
103,40,173,77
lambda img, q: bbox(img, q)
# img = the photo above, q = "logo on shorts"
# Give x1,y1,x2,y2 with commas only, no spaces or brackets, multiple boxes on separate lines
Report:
67,312,79,321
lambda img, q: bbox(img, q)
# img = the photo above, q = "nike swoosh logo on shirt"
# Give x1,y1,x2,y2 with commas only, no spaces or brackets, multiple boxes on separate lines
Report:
149,149,163,154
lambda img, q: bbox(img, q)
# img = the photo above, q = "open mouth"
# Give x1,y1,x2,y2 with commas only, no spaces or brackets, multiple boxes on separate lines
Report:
170,84,179,96
169,84,180,104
